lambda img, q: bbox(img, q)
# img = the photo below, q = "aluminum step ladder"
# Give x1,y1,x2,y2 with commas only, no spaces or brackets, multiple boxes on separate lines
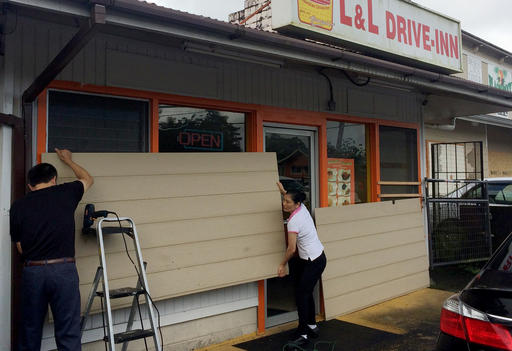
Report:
80,215,162,351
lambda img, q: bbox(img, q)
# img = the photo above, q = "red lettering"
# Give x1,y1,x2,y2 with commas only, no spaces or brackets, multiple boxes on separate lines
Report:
201,134,210,147
422,24,431,51
367,0,379,34
211,135,221,149
178,132,189,145
386,11,396,40
191,133,201,145
435,29,439,54
412,21,422,48
450,34,459,59
340,0,352,27
397,15,407,44
407,19,412,46
439,31,449,56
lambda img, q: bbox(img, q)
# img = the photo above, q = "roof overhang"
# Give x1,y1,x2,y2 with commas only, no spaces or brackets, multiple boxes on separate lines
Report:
5,0,512,124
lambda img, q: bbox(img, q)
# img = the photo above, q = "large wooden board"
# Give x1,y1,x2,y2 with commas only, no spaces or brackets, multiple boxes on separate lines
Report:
315,199,429,319
42,153,285,313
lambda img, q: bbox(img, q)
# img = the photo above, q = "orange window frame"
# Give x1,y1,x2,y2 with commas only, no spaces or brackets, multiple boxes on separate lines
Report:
37,80,422,333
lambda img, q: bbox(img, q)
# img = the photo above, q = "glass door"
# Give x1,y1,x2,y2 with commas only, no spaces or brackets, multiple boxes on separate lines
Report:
264,124,318,327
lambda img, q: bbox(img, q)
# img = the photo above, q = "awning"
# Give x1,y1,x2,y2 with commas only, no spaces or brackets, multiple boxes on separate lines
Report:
6,0,512,124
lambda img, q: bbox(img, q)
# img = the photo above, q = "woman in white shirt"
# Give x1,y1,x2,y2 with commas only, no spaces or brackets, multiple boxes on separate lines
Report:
277,182,327,346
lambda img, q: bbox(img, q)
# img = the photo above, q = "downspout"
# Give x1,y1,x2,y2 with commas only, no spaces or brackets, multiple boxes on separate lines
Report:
12,3,105,349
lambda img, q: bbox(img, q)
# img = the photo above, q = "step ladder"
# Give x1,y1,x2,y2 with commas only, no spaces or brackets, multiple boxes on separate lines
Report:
80,215,162,351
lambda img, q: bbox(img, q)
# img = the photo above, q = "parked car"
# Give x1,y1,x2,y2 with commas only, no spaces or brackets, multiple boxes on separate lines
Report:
461,178,512,249
436,232,512,350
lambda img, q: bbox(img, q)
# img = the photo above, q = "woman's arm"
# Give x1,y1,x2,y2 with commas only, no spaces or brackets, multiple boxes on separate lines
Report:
277,181,286,195
278,232,297,277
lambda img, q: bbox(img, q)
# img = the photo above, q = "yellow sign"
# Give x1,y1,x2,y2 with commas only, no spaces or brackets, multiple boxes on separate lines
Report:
297,0,333,31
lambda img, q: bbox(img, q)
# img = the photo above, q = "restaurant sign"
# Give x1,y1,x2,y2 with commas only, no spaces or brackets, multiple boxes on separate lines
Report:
272,0,462,73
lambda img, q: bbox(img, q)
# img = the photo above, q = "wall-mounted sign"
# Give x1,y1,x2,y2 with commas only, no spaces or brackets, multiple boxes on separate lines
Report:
489,63,512,92
466,53,482,84
272,0,462,73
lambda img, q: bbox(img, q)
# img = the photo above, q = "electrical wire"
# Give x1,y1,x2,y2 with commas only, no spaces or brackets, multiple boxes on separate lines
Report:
108,211,164,350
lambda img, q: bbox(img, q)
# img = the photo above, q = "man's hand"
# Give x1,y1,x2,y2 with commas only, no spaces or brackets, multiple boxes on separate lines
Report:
55,148,73,164
54,148,94,192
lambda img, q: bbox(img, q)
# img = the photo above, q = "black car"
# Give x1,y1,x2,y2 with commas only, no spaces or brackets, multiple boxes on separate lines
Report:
436,233,512,351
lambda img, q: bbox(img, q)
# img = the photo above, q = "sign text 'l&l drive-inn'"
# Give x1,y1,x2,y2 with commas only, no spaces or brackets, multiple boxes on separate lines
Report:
272,0,462,73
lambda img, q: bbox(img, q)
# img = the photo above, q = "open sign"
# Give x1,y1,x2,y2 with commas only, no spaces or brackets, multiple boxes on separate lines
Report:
177,129,224,151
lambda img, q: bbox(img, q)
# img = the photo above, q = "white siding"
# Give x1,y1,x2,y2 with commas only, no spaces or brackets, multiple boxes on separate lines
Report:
0,126,12,350
41,283,258,350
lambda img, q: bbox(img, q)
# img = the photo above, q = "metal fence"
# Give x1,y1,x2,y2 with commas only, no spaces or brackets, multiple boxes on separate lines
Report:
425,179,492,267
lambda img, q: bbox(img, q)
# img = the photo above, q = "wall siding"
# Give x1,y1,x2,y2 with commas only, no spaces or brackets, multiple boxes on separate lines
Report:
6,15,421,124
316,199,429,319
42,152,284,315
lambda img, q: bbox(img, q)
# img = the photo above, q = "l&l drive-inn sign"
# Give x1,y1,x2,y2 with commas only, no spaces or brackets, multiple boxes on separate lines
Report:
272,0,462,73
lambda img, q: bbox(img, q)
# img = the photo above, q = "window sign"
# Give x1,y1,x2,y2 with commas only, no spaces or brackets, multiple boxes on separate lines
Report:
159,106,245,152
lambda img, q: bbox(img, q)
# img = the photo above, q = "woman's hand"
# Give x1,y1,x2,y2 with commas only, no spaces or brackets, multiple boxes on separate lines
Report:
277,181,286,195
277,263,286,277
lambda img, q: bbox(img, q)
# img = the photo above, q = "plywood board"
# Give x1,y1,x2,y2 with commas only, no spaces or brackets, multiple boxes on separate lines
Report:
42,153,285,314
316,199,429,320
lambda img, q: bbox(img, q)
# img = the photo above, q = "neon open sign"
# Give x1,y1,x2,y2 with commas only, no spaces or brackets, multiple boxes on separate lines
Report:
177,129,224,151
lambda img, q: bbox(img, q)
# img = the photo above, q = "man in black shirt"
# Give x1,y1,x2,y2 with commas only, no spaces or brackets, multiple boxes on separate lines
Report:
10,148,93,351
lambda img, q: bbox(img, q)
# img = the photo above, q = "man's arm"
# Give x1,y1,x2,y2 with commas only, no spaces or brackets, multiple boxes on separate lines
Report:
55,148,94,192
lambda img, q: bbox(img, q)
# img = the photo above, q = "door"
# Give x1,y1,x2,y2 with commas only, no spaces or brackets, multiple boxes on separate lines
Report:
264,124,318,327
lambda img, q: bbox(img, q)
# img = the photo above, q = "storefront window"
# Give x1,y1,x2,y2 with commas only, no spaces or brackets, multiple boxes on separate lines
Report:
48,91,149,152
326,121,369,206
159,105,245,152
379,126,418,197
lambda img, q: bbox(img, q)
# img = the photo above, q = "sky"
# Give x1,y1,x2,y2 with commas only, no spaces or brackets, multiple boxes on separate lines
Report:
152,0,512,53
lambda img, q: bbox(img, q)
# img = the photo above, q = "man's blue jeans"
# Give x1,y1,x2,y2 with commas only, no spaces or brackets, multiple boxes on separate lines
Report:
19,262,81,351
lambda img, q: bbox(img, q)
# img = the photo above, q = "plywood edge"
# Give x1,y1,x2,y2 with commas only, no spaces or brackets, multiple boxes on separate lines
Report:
316,198,421,225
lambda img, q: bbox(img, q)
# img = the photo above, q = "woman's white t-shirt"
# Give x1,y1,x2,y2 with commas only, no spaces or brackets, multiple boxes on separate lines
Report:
286,204,324,260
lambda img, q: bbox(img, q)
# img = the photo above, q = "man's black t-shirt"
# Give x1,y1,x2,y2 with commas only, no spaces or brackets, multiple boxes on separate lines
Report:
10,181,84,261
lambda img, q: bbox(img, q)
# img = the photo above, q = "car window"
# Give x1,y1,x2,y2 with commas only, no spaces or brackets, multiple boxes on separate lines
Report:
494,184,512,205
489,234,512,272
462,184,482,199
488,183,512,204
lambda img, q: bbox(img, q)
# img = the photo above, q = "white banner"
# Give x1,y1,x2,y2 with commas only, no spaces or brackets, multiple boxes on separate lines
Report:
272,0,462,73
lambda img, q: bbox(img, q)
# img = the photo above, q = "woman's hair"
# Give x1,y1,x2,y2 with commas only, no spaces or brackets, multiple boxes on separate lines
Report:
286,188,307,204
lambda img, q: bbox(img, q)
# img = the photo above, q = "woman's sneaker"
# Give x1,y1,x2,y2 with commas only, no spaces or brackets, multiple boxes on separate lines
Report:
307,325,320,338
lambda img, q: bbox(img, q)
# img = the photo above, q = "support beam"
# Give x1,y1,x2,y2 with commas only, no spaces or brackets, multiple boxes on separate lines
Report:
21,3,106,103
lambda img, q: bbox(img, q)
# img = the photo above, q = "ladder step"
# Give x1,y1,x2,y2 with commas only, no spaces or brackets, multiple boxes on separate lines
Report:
96,287,144,299
104,329,155,344
101,227,133,235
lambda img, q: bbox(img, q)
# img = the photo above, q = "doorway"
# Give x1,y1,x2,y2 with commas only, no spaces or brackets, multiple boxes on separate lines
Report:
264,124,318,327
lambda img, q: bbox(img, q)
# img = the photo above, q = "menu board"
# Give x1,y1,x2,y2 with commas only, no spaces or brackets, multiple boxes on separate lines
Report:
327,158,355,207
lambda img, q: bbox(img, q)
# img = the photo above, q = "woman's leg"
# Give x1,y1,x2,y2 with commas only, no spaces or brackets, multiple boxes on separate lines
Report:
296,253,327,335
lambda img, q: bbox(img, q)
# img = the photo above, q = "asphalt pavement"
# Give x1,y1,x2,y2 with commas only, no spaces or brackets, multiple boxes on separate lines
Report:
198,288,453,351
